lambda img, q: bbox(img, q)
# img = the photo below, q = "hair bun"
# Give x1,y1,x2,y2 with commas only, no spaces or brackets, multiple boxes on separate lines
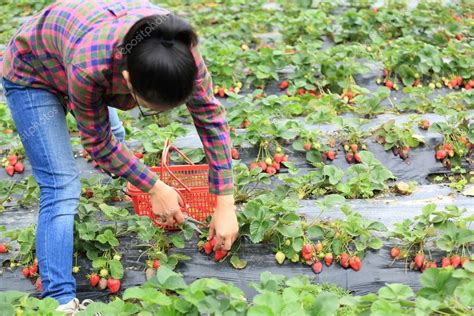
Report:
160,39,174,48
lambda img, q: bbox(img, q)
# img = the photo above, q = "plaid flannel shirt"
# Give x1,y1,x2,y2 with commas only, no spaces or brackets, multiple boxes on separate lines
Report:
2,0,233,195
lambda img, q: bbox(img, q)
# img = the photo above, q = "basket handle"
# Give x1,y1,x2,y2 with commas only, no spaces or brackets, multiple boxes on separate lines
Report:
160,139,195,192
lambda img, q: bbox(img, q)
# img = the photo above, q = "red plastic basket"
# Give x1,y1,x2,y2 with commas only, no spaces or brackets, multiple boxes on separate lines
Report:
126,139,216,229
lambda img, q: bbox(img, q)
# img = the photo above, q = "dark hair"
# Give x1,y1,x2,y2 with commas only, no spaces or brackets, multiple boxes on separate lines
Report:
122,14,198,108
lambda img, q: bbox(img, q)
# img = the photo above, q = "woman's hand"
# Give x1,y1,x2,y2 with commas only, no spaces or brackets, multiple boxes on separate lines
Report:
149,180,185,226
209,195,239,251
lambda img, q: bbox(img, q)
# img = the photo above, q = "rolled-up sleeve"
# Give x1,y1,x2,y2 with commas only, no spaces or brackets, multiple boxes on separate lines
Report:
186,45,233,195
67,64,159,192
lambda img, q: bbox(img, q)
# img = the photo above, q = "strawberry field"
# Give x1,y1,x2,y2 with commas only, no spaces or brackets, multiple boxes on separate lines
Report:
0,0,473,315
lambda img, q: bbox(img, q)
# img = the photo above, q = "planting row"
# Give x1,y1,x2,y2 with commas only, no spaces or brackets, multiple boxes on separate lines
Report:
1,263,473,315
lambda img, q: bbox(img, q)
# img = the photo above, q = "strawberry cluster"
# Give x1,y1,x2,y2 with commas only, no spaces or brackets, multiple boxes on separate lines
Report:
201,236,228,262
391,248,470,272
3,154,24,176
343,143,366,163
249,149,288,175
88,269,121,294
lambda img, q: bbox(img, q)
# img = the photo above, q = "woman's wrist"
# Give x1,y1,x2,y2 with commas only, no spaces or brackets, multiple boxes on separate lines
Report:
149,179,166,196
215,194,235,212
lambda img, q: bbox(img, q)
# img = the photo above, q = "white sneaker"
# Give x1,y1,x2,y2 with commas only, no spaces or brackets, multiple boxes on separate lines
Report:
55,298,95,315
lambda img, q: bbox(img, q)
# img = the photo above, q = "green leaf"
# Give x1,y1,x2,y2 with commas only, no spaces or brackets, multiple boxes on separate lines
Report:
123,287,172,305
109,259,124,279
309,292,340,316
276,223,304,238
152,267,186,291
368,238,384,250
230,255,248,270
378,284,414,300
170,234,185,249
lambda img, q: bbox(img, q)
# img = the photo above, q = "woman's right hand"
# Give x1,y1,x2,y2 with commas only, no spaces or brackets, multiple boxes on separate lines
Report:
149,180,185,226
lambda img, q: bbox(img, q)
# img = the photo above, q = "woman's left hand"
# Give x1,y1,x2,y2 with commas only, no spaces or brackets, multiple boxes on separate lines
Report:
209,195,239,251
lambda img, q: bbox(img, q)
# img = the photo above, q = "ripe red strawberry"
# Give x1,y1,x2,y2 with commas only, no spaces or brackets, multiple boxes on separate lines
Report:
304,143,311,151
266,166,277,175
107,278,121,294
29,265,38,275
84,190,94,199
249,162,259,171
436,149,447,160
385,80,394,90
302,244,313,254
450,255,461,268
241,119,250,128
258,161,267,170
340,253,350,269
349,256,362,271
297,88,306,95
0,244,8,253
312,261,323,274
7,154,18,165
210,237,216,248
345,152,354,163
152,259,160,270
134,152,143,159
315,242,323,253
89,273,100,287
14,162,24,173
35,277,43,292
350,144,358,153
354,153,362,163
22,267,30,278
279,81,289,90
414,254,424,269
218,87,225,98
419,120,430,130
272,161,280,171
274,153,284,163
5,165,15,176
231,148,239,159
203,241,213,255
302,251,313,261
390,247,400,258
441,257,451,268
427,261,437,269
324,253,333,266
455,34,464,40
449,78,458,88
214,250,228,262
326,151,336,161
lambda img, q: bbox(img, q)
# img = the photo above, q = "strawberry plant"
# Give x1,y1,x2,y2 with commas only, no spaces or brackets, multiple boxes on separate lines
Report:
389,204,473,272
429,112,472,169
354,87,390,118
293,128,336,166
372,119,425,160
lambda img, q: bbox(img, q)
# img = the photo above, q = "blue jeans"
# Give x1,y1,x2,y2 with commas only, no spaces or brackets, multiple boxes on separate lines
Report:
2,78,125,304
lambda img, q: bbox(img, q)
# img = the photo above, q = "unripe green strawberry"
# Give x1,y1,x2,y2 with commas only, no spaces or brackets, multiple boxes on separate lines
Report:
275,251,286,264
